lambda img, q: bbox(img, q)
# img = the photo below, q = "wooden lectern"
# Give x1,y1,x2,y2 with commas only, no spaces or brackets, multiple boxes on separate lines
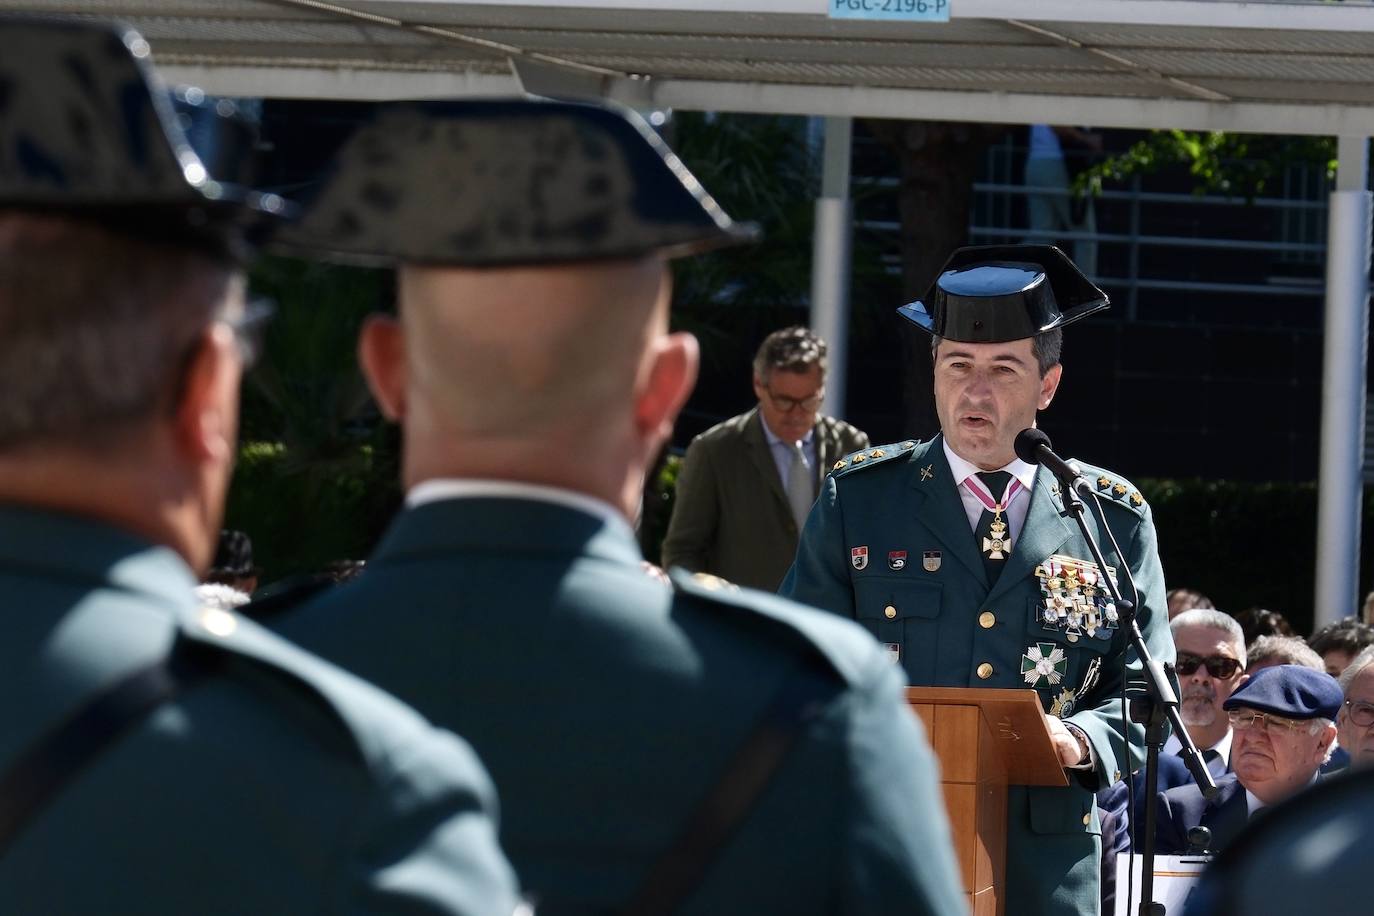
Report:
906,688,1069,916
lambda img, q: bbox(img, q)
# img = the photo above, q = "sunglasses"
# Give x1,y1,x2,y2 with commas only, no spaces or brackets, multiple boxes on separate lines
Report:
1175,652,1243,679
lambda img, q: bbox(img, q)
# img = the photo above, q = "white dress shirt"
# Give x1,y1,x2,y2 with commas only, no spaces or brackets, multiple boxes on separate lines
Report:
942,439,1038,538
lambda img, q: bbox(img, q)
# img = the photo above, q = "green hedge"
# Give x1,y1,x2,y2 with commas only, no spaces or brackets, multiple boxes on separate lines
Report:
224,440,400,584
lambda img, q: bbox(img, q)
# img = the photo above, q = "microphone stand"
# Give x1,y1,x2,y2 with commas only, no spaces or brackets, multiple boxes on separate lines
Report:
1054,475,1217,916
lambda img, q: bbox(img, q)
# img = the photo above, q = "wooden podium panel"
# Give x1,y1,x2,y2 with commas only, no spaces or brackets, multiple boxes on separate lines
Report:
907,688,1067,916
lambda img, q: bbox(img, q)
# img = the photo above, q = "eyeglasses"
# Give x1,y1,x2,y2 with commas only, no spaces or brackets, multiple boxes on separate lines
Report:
219,297,275,369
1344,699,1374,728
764,387,824,414
1227,710,1307,735
1175,652,1244,680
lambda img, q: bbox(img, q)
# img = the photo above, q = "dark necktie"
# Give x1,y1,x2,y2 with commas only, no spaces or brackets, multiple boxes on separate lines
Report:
1180,746,1225,776
973,471,1013,584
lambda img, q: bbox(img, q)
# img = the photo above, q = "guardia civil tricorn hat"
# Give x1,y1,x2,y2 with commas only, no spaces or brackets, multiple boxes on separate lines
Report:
898,245,1109,342
0,16,289,257
270,99,759,267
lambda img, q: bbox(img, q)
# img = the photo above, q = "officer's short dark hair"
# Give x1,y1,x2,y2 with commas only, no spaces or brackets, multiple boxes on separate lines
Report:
930,328,1063,377
753,326,827,384
0,211,234,450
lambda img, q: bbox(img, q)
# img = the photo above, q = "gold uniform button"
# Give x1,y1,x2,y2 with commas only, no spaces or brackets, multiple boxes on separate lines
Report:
978,611,996,629
1082,813,1092,827
976,663,994,680
1067,632,1079,643
884,605,897,619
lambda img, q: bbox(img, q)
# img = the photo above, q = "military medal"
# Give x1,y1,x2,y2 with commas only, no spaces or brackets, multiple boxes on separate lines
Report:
1049,687,1078,718
964,474,1022,560
922,550,942,572
1021,643,1067,688
1034,554,1119,639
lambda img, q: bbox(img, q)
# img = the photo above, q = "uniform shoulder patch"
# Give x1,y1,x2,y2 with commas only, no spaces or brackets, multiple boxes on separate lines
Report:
829,439,920,477
669,568,879,687
1078,462,1149,516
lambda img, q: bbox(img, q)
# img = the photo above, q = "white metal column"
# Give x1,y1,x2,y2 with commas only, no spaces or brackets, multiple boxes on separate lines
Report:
810,117,853,421
1314,135,1372,628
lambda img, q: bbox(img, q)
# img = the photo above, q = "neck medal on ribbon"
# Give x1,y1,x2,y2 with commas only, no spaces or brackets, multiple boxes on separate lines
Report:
971,474,1020,560
1034,554,1120,639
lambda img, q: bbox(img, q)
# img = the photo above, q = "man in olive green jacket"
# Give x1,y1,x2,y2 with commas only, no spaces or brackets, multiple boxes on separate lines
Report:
663,326,868,590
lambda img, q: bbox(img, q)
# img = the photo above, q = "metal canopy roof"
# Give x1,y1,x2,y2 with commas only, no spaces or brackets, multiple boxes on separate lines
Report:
5,1,1374,133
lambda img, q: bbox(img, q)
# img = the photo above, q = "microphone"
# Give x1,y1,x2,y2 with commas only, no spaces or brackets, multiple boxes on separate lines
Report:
1013,428,1087,493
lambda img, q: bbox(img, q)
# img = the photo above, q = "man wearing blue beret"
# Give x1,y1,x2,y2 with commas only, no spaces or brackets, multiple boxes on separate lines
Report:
782,244,1174,916
1155,664,1341,855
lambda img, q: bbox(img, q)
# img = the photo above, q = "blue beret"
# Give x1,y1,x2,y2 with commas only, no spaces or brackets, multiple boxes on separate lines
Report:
1223,665,1342,721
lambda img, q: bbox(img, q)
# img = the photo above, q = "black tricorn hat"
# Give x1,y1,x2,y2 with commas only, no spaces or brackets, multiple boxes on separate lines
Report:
270,98,759,268
897,245,1108,342
0,16,289,258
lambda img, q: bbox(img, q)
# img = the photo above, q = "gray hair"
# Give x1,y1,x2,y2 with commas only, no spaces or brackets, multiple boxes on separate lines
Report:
1171,608,1248,667
1247,635,1325,672
930,327,1063,377
1338,644,1374,695
753,326,827,384
0,212,232,449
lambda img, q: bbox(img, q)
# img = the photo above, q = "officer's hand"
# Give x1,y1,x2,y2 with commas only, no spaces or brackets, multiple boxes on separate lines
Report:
1044,714,1086,767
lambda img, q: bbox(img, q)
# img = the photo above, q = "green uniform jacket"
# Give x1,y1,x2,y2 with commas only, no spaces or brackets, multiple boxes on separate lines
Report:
780,436,1174,916
277,492,966,916
0,505,518,915
662,408,869,591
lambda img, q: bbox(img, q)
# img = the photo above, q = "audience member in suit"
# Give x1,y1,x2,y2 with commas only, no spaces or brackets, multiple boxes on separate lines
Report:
661,326,868,591
1097,608,1247,908
1155,665,1341,855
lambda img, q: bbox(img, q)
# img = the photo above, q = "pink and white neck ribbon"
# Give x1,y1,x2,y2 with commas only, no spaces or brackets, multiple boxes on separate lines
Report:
962,474,1024,511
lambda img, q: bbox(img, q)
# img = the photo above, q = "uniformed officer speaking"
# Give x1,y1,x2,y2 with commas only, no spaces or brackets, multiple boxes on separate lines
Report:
782,245,1175,916
0,18,518,914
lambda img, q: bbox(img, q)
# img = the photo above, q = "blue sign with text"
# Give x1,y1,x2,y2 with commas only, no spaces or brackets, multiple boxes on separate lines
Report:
829,0,950,22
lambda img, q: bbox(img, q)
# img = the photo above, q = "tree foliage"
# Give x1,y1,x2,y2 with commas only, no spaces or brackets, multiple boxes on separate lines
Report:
1081,129,1336,199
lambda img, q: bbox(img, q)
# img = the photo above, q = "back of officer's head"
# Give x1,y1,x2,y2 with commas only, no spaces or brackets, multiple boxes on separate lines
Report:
0,212,238,454
0,17,276,570
277,100,753,499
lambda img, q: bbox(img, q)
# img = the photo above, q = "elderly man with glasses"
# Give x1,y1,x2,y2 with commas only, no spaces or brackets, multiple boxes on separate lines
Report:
1335,645,1374,769
662,325,868,590
1154,664,1341,855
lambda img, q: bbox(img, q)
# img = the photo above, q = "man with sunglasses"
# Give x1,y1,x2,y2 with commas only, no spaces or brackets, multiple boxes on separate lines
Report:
1169,609,1249,773
0,18,519,913
1155,664,1340,855
663,326,868,590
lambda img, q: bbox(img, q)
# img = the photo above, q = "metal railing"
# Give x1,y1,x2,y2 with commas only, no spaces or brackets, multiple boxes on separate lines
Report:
853,174,1336,320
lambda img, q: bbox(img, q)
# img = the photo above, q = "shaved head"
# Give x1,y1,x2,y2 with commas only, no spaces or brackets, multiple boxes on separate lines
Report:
399,257,669,441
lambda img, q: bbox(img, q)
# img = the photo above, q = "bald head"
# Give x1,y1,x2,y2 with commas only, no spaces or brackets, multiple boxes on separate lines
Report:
398,257,669,441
